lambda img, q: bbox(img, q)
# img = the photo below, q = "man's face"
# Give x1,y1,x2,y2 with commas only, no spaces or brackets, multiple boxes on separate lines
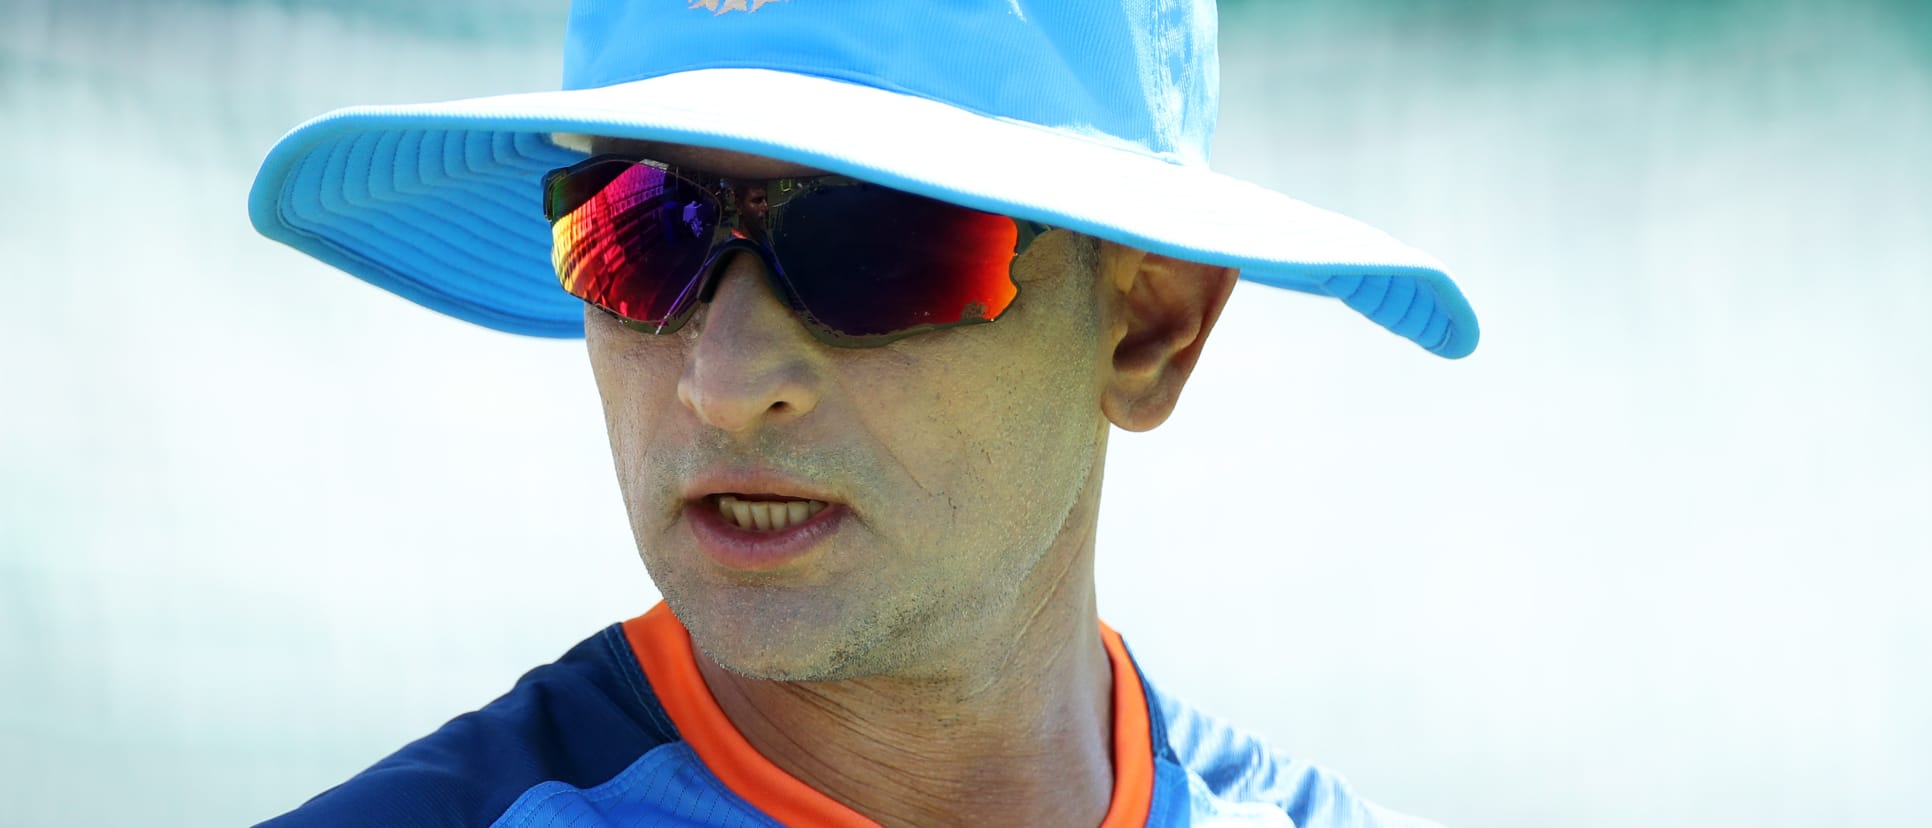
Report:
586,141,1117,682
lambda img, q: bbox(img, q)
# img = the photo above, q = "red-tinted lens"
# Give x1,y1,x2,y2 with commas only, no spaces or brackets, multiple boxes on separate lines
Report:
549,161,719,327
769,185,1022,342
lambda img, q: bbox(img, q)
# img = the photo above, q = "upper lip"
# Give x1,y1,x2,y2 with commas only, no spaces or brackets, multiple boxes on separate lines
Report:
680,468,845,505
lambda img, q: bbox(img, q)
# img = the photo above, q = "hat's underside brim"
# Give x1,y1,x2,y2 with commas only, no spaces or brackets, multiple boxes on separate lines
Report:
248,68,1477,358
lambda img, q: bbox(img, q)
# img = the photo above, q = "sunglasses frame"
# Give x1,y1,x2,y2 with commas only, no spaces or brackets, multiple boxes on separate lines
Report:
543,154,1051,348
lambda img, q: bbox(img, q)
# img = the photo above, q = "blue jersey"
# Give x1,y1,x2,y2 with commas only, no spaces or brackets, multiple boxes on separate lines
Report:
260,604,1438,827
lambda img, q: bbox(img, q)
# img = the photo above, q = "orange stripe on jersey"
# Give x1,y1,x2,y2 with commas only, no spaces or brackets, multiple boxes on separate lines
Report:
1098,620,1155,828
621,602,1157,828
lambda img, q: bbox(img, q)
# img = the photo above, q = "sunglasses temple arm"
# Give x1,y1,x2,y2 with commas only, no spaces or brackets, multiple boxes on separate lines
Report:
1014,220,1050,255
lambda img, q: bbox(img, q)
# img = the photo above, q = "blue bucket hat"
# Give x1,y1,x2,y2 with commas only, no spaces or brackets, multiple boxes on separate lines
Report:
248,0,1479,358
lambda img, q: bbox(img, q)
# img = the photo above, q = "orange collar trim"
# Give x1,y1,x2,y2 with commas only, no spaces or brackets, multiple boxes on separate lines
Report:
620,603,1155,828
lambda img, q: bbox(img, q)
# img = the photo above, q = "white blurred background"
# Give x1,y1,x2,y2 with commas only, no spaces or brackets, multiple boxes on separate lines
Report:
2,1,1928,825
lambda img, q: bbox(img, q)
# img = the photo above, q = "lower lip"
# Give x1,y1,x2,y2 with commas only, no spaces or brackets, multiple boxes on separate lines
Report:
687,499,847,571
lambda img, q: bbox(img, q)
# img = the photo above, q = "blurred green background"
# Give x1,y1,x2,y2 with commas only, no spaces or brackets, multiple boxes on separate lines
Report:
3,1,1929,826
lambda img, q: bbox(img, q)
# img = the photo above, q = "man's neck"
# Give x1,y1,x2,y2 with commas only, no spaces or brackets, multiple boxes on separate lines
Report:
694,563,1116,828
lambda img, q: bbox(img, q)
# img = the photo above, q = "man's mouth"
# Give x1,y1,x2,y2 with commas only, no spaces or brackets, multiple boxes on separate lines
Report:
712,494,830,532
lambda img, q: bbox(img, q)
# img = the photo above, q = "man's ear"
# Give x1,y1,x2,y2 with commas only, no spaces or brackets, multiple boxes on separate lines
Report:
1099,244,1239,432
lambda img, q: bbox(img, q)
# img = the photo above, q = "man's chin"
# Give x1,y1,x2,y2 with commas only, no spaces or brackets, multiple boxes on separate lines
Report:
665,589,900,683
700,646,856,683
687,624,883,683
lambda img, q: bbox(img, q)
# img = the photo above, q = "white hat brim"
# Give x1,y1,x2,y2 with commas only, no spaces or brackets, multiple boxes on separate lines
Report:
249,68,1477,357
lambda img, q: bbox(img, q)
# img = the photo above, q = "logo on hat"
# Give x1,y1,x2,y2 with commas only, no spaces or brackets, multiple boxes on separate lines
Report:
689,0,788,14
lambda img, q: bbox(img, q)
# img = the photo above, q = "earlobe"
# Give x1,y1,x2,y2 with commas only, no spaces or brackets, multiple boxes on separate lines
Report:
1100,247,1239,432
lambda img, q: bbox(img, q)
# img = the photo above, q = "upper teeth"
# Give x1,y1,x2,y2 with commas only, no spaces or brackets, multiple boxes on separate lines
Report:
718,495,827,531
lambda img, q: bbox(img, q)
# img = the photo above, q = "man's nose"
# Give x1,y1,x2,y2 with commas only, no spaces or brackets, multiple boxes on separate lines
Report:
676,251,824,434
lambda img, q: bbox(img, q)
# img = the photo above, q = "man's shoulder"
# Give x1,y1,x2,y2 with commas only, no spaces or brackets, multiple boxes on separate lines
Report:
1144,679,1444,828
256,624,680,827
